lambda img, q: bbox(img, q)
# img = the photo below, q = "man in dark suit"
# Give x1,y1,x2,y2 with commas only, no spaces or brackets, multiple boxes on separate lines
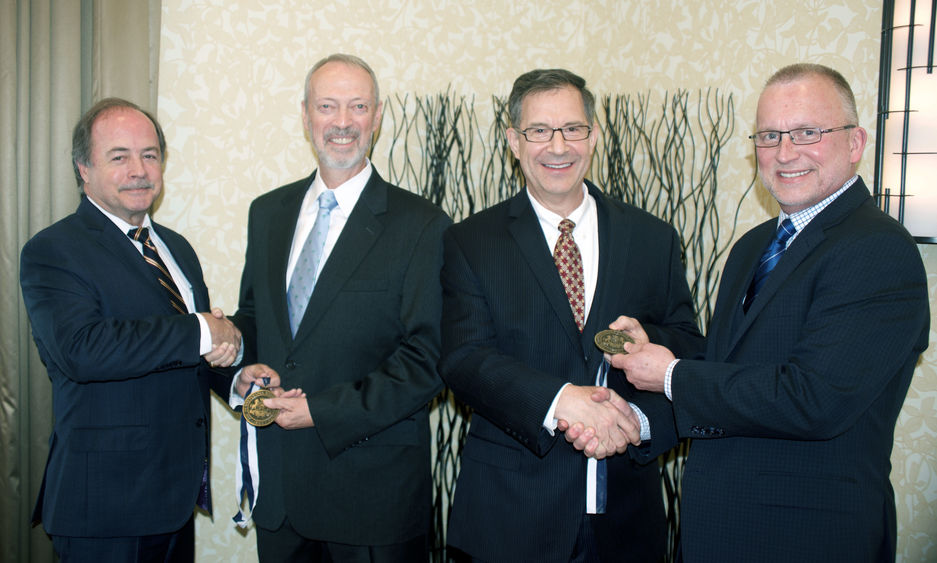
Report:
609,64,930,562
439,68,704,562
230,54,450,562
20,98,260,561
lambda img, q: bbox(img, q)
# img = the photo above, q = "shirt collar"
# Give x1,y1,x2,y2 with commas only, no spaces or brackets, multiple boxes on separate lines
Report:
85,195,153,236
309,159,372,216
779,174,858,233
527,183,592,232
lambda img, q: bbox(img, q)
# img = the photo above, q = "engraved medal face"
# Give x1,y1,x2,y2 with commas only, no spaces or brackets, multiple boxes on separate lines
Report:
594,329,635,355
243,388,278,427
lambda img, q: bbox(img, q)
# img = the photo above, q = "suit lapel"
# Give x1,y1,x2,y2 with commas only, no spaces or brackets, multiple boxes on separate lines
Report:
152,222,210,311
77,198,178,312
507,189,584,352
291,171,386,342
724,179,872,353
582,182,618,343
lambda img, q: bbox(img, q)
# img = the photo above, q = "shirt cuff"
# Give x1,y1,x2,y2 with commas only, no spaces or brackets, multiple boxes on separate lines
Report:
196,312,212,355
664,359,679,401
628,402,651,442
543,382,571,435
228,370,246,409
198,313,245,365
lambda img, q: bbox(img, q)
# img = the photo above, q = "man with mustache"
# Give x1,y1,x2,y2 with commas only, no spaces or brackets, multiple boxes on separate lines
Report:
20,97,252,561
231,54,450,562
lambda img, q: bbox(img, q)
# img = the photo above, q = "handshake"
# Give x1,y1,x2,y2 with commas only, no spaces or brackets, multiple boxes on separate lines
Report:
200,307,242,368
555,384,640,460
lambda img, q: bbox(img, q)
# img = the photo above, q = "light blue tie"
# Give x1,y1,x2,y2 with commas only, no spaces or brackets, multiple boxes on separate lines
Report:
287,190,338,335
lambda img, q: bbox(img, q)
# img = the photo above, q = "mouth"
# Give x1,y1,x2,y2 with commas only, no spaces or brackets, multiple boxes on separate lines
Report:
778,170,810,179
119,183,153,192
542,162,573,170
325,127,359,147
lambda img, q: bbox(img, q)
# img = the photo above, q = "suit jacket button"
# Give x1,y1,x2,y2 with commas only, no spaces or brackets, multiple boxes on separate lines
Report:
285,361,297,370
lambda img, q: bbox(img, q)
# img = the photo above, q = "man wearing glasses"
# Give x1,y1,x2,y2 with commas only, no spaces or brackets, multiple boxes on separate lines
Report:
597,64,929,562
439,68,704,562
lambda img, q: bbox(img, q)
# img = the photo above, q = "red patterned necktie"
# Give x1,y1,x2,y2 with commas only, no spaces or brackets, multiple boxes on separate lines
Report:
128,227,187,315
554,218,585,331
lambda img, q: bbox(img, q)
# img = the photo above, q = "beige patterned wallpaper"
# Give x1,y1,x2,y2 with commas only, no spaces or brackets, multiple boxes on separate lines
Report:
156,1,936,561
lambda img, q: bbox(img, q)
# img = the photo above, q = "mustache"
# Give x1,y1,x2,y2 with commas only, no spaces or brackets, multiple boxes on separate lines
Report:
324,127,359,140
119,181,155,191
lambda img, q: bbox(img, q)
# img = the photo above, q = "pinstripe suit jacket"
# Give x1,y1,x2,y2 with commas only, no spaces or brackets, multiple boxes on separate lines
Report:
440,181,704,562
672,178,929,563
20,196,230,537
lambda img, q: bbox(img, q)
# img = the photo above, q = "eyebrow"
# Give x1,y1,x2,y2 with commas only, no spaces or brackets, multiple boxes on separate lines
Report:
523,121,588,128
314,96,371,104
105,146,160,155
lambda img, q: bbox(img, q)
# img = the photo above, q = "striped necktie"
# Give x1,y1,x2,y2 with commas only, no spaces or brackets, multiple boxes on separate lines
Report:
743,218,796,312
128,227,187,314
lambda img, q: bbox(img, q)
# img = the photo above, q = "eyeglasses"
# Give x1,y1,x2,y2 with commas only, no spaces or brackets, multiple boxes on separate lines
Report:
749,125,856,148
517,125,592,143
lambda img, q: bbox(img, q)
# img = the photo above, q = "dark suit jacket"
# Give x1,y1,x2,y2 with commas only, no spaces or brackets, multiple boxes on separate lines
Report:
672,178,929,563
439,181,704,563
232,169,450,545
20,196,230,537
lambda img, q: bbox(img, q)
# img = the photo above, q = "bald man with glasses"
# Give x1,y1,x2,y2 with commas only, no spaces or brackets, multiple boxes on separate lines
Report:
595,63,929,563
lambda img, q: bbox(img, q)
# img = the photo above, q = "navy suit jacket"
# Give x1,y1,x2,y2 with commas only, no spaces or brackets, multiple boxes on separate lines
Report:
672,178,929,562
20,197,231,537
439,181,704,562
232,169,451,545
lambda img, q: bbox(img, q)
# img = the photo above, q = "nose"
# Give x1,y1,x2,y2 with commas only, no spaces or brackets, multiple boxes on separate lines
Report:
775,134,799,162
336,107,352,127
547,129,569,153
127,155,148,177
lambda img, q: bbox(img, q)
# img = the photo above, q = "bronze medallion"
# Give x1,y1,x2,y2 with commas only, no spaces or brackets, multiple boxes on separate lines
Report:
594,329,635,355
243,388,278,427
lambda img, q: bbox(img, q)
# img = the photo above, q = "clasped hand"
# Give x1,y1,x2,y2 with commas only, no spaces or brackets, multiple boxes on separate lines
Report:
201,307,242,367
555,385,640,460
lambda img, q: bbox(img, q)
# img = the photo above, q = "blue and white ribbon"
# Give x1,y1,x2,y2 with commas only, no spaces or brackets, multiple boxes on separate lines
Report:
233,382,262,527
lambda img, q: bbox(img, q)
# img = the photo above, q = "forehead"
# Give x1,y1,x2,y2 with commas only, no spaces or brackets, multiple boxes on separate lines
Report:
91,107,159,148
519,86,586,124
756,75,843,127
308,62,375,100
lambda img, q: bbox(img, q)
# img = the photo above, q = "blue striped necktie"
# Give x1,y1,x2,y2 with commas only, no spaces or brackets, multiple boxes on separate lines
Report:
743,218,796,312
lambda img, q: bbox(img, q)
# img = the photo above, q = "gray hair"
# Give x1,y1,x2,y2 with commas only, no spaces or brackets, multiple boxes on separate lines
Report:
72,98,166,189
764,63,859,125
507,68,596,128
302,53,380,107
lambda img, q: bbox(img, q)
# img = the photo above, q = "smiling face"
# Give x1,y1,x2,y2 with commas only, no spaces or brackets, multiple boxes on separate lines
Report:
506,85,598,217
755,73,867,214
78,107,163,226
302,61,383,187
